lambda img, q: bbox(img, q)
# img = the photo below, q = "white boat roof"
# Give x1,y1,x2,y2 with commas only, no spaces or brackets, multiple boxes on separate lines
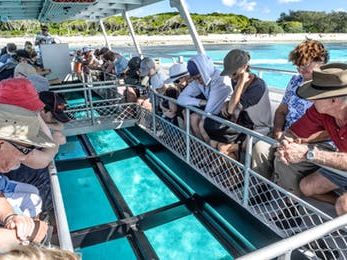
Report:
0,0,164,22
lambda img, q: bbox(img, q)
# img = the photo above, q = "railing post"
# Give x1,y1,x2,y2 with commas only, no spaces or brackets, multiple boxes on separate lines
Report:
87,83,95,125
185,108,190,162
122,10,143,56
152,91,156,135
242,135,253,207
49,162,73,251
99,19,111,49
170,0,205,54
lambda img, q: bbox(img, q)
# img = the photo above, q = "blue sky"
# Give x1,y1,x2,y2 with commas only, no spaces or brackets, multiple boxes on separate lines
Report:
128,0,347,20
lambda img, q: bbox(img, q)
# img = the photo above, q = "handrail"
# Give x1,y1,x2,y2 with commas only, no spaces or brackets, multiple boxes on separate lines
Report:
48,161,73,251
237,213,347,260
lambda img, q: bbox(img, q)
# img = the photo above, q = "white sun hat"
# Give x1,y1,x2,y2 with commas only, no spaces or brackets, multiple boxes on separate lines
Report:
165,62,189,84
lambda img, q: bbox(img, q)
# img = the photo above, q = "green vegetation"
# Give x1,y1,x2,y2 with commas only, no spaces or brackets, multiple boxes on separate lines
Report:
0,10,346,36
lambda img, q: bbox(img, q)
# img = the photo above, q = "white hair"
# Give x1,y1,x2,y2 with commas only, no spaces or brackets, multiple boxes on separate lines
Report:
338,96,347,104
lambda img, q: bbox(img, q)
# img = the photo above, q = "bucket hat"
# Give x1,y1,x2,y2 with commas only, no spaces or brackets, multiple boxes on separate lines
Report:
0,104,55,148
297,63,347,100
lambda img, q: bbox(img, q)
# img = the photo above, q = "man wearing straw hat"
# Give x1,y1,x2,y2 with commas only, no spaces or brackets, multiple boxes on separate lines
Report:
276,63,347,215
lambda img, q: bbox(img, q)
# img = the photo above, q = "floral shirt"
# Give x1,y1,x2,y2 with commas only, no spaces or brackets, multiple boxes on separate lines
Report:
281,74,312,130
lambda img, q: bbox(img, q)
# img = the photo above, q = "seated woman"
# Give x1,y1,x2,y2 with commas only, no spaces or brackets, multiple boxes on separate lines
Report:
160,62,190,127
252,39,330,181
204,49,272,159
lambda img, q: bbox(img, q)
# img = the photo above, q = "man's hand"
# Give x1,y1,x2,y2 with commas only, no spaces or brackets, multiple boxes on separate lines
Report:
5,215,34,241
273,130,283,141
221,102,230,118
275,138,309,165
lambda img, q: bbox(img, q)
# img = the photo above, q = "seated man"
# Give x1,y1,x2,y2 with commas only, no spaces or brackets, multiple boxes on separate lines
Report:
177,54,232,140
204,49,272,158
275,63,347,215
0,104,54,251
0,78,63,169
0,43,17,66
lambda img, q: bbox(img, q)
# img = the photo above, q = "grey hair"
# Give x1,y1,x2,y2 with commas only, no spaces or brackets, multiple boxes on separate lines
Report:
338,96,347,104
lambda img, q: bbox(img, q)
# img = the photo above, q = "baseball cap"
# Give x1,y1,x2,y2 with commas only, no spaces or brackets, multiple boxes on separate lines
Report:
27,74,50,93
220,49,250,76
149,72,166,90
39,91,70,123
0,78,44,111
140,57,156,77
0,104,55,148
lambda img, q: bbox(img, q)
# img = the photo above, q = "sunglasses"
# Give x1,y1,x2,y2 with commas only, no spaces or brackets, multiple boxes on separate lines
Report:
7,141,35,155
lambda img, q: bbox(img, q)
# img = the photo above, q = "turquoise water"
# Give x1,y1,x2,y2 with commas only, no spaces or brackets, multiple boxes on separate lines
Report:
105,156,178,215
146,215,231,259
87,130,129,154
57,129,236,257
156,42,347,90
55,136,86,160
58,168,117,231
78,238,136,260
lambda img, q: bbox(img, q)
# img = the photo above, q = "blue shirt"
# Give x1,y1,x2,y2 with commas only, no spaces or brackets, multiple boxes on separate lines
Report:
114,56,128,76
281,74,312,129
0,175,17,193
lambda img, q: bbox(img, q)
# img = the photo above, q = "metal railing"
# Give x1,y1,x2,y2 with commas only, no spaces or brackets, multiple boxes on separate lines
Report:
48,161,74,251
136,90,347,260
52,70,347,258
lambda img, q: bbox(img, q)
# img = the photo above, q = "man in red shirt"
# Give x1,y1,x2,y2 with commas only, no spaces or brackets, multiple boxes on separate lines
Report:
275,63,347,215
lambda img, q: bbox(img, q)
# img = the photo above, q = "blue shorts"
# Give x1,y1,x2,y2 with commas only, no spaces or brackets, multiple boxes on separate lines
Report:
319,168,347,191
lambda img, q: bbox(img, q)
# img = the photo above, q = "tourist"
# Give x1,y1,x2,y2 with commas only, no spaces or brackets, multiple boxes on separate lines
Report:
252,39,329,180
35,25,56,46
177,54,232,140
203,49,271,158
275,63,347,216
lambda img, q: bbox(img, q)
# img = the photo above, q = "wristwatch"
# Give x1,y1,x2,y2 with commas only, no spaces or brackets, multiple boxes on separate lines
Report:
306,145,315,161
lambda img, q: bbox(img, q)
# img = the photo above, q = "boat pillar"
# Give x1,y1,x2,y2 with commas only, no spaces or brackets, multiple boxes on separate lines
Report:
170,0,205,54
99,19,111,49
122,10,143,57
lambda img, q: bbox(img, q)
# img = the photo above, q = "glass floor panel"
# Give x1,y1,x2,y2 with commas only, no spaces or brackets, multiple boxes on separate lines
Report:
105,156,178,215
59,168,117,231
87,130,129,154
55,136,87,160
78,238,136,260
146,215,232,260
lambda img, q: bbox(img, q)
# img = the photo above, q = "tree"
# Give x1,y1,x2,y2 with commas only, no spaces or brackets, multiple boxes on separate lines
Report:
281,21,304,33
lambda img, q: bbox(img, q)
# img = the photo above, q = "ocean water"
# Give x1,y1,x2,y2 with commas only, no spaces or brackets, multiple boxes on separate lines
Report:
117,42,347,90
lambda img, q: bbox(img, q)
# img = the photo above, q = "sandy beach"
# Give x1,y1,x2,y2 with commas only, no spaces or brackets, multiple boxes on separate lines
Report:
1,33,347,49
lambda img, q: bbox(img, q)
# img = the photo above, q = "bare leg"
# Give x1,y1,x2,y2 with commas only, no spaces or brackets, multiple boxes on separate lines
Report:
190,113,203,140
125,87,138,103
299,172,338,204
0,228,20,252
199,118,210,143
336,193,347,216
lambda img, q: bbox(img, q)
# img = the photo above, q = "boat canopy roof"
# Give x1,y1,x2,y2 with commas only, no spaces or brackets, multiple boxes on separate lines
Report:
0,0,164,22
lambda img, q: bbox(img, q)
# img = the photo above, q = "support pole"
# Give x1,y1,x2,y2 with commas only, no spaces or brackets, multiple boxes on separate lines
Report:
99,19,111,49
122,10,143,57
170,0,205,54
